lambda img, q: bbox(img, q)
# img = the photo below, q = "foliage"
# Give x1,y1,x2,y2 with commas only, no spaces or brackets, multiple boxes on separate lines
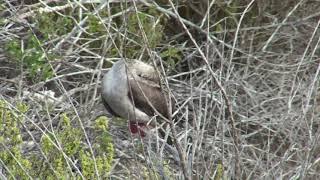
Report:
128,9,163,49
87,14,106,36
0,4,5,26
2,0,319,179
4,10,75,82
35,12,74,39
80,116,114,178
113,7,165,60
0,101,114,179
39,113,83,178
0,100,31,178
214,163,225,180
85,14,107,49
160,46,182,68
38,114,114,179
5,35,54,82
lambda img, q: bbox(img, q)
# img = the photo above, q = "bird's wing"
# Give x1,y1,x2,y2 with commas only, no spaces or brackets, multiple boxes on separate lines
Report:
127,78,171,119
101,95,121,117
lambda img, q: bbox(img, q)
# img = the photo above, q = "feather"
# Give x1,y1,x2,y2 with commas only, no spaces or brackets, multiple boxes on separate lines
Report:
128,77,170,119
101,59,174,143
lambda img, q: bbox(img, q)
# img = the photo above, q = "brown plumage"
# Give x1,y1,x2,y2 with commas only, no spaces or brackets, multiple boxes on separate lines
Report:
128,76,171,119
101,59,173,141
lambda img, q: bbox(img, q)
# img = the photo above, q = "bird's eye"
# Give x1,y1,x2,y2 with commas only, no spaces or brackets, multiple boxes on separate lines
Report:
137,73,142,77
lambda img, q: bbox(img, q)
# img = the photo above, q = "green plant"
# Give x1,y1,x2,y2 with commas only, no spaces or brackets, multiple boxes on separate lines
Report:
85,14,107,49
39,113,82,178
0,100,32,178
0,100,114,179
4,10,78,82
160,47,182,68
87,14,106,36
82,116,114,178
5,35,54,82
110,7,165,60
214,162,225,180
39,114,114,179
128,10,163,48
35,12,74,39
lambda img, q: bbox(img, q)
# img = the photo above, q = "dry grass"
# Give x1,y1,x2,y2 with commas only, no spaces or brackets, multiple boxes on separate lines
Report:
0,0,320,179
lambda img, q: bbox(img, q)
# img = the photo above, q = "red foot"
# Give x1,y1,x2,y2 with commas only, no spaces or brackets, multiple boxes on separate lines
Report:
129,121,146,137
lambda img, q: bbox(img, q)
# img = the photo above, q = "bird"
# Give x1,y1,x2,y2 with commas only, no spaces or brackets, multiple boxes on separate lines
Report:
101,59,173,143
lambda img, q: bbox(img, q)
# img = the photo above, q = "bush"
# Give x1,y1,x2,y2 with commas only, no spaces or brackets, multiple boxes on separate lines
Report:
0,101,114,178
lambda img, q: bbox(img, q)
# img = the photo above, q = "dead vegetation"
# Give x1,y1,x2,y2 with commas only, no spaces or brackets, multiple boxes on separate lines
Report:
0,0,320,179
